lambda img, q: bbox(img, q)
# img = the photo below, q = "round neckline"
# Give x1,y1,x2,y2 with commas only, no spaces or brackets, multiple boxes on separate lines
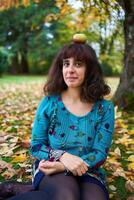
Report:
57,94,98,119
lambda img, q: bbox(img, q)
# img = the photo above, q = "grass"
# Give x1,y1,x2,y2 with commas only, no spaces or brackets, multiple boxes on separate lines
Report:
0,75,46,84
0,75,119,92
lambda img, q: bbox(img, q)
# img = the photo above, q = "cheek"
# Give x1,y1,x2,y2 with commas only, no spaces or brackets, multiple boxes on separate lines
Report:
62,68,65,76
62,69,66,81
80,69,86,80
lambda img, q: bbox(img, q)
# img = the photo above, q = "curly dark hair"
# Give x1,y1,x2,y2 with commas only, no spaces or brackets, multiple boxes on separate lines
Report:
43,43,111,103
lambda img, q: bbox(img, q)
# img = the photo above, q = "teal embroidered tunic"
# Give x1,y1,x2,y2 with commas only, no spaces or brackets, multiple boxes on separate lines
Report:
30,95,114,185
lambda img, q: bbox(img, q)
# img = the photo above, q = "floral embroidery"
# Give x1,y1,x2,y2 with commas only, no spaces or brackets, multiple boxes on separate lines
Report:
60,133,66,138
87,155,96,162
69,125,78,130
105,123,110,129
31,144,42,152
49,130,56,135
98,104,104,115
87,136,92,142
75,132,85,137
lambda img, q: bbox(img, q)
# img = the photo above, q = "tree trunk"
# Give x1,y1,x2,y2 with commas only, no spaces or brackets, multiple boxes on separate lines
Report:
114,0,134,110
10,55,20,74
19,52,29,74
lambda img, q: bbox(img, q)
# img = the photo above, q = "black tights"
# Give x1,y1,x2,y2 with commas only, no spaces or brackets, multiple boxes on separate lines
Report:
7,172,108,200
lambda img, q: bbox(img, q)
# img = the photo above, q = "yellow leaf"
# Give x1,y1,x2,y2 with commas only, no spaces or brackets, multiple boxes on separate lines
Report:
23,0,30,7
114,147,121,157
129,130,134,135
12,154,27,163
109,185,117,191
115,134,130,146
128,163,134,171
128,155,134,162
109,194,114,198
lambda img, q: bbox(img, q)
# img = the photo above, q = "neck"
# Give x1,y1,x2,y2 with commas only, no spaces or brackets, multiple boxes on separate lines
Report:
62,88,81,103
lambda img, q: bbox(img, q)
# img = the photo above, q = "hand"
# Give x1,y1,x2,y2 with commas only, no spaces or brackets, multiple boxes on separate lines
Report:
38,160,65,175
59,152,89,176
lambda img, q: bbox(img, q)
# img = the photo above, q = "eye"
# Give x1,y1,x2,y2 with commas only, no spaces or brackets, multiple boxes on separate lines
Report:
75,61,83,67
63,62,69,67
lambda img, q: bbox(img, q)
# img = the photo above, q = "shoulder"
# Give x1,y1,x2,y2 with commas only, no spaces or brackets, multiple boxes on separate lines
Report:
96,99,114,116
39,95,58,105
36,95,58,111
99,99,114,109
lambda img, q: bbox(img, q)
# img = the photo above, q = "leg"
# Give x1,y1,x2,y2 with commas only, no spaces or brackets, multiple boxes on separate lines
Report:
6,191,50,200
39,172,80,200
80,182,108,200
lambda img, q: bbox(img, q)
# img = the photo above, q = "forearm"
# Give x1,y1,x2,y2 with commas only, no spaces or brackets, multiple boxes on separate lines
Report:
30,142,51,160
81,150,106,169
30,141,66,161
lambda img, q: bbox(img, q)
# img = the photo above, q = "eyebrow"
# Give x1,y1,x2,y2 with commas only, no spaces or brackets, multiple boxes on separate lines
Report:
63,59,69,62
63,59,83,62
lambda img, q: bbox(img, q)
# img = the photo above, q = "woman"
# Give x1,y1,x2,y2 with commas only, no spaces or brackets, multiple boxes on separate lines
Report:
8,33,115,200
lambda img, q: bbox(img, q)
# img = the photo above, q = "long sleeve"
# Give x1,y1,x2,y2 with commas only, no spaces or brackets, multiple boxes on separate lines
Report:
81,101,115,169
30,96,65,161
30,96,52,160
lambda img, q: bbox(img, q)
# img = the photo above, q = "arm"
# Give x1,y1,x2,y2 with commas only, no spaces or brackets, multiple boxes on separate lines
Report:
81,101,115,169
30,96,65,161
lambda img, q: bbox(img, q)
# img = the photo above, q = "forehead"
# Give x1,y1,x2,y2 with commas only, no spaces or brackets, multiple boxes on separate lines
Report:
63,57,84,62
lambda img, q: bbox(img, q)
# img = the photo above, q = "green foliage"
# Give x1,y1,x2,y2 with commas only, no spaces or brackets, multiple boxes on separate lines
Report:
0,1,124,76
101,54,123,76
0,1,61,74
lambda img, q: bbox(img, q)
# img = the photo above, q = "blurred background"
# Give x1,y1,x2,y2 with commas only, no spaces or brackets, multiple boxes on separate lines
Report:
0,1,134,200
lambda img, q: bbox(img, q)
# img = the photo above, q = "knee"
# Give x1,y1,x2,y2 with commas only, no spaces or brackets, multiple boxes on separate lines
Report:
53,187,80,200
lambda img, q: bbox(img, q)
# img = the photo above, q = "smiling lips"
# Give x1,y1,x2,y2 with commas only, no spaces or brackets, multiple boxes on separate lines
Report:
66,77,78,79
66,77,78,82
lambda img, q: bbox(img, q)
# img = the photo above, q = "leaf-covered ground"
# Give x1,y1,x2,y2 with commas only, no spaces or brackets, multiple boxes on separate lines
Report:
0,76,134,200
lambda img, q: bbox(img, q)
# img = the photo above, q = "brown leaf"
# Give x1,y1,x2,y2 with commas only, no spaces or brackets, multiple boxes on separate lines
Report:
125,180,134,193
127,195,134,200
2,167,16,179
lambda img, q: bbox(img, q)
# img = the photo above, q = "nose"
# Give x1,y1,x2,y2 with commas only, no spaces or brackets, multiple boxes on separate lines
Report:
68,64,75,73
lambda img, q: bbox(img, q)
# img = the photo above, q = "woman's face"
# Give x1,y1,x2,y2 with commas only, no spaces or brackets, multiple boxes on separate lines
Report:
62,57,86,88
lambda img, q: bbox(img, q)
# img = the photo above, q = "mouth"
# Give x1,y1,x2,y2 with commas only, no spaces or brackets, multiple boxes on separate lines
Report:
66,77,78,79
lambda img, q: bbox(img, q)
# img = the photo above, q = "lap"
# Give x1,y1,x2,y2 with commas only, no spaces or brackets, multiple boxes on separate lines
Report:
39,172,80,200
39,172,80,193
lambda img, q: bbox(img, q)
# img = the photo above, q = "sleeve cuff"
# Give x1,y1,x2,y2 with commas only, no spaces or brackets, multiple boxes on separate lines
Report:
48,149,66,161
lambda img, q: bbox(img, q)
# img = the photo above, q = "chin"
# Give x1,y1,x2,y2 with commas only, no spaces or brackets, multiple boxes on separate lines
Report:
66,83,81,88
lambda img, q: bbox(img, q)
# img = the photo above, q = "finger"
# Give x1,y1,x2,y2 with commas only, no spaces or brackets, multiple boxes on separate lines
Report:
71,170,77,176
39,161,45,168
82,163,88,172
40,167,53,175
81,165,88,174
76,168,83,176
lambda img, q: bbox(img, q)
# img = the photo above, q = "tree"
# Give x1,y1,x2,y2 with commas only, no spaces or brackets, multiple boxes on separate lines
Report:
114,0,134,110
70,0,133,109
0,0,60,74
